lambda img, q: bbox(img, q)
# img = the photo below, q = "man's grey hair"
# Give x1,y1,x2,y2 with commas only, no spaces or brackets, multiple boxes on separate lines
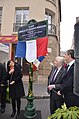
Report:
56,56,65,65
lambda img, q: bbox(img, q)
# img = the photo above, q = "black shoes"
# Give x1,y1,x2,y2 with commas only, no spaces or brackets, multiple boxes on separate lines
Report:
16,114,19,119
10,112,16,118
10,111,20,118
16,112,20,119
1,108,5,113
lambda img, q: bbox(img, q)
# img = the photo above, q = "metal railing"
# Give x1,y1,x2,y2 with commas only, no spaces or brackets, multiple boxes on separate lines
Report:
13,22,27,32
48,24,56,35
13,22,56,36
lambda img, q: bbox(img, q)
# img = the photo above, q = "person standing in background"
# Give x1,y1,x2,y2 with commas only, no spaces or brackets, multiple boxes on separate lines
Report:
7,60,25,119
47,56,66,114
14,59,22,70
0,62,7,113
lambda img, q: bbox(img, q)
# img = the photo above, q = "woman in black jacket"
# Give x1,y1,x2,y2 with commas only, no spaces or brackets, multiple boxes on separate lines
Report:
7,60,25,119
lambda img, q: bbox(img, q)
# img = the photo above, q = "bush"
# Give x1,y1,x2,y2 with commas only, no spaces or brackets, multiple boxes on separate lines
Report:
48,103,79,119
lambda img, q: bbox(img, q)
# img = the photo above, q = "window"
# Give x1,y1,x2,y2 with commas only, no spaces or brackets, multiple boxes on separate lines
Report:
0,8,2,31
45,10,56,35
13,8,29,32
16,9,29,24
45,13,52,31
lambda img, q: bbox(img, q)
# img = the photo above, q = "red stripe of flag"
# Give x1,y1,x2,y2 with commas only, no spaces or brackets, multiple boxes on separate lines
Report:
37,36,48,57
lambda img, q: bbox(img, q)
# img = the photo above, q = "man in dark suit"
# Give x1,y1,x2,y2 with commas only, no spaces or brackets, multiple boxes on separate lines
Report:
0,63,7,113
58,49,79,108
47,56,66,114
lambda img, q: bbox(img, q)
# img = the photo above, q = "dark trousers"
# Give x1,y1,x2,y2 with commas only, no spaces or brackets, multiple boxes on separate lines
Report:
64,92,79,108
0,86,7,109
50,93,64,115
12,98,21,114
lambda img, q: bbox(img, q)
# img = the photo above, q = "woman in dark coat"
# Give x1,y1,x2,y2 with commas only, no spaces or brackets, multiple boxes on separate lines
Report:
7,60,25,119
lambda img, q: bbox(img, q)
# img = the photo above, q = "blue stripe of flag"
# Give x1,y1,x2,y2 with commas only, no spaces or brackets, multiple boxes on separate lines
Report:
15,42,26,58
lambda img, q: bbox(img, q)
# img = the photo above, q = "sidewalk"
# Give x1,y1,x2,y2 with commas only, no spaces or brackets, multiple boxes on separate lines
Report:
0,98,50,119
22,75,50,98
0,75,50,119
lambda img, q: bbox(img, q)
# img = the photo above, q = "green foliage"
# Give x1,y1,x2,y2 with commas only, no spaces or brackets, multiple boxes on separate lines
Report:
48,103,79,119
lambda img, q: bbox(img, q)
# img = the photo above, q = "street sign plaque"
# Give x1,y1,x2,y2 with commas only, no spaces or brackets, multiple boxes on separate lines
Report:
18,20,48,41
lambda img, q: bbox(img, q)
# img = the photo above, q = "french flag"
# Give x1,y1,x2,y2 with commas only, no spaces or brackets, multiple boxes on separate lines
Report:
15,37,48,68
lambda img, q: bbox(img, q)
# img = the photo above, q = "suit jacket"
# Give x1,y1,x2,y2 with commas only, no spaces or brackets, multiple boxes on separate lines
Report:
47,66,66,99
60,64,74,95
60,63,79,107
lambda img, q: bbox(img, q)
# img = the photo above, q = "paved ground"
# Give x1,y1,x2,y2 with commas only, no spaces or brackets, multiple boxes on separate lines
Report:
0,75,50,119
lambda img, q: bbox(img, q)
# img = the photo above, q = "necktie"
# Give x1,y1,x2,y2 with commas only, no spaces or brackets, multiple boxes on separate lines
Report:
51,68,58,82
66,64,69,71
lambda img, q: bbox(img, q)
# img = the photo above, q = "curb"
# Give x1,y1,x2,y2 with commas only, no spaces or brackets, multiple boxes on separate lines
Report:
22,94,50,99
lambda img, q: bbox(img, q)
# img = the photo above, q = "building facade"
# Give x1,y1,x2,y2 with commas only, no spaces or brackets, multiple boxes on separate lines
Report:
0,0,61,78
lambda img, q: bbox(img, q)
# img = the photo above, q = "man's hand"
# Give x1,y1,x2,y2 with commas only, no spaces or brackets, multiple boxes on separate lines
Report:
10,81,15,85
48,85,55,90
57,91,61,95
1,84,5,86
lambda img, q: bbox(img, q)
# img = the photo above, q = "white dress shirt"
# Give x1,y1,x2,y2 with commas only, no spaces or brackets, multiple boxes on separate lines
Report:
67,60,75,71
